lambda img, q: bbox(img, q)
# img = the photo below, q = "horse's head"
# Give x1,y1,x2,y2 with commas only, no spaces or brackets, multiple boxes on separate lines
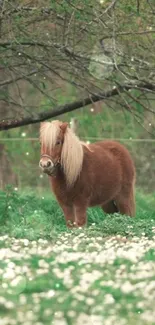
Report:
39,121,68,176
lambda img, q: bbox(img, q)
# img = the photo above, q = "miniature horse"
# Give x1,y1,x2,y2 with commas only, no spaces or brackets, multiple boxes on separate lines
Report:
39,120,136,227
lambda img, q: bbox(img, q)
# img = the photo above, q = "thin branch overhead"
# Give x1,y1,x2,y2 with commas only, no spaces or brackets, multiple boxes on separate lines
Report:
0,82,155,131
0,0,155,130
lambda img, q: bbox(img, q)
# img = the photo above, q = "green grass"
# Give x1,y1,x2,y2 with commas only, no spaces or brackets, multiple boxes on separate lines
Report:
0,187,155,325
0,186,155,240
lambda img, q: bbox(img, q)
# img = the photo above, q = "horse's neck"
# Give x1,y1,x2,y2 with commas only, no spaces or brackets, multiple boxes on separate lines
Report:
50,167,66,188
50,143,89,190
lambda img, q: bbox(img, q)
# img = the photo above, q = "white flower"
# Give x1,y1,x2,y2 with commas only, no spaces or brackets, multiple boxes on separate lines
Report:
121,281,134,293
46,290,55,298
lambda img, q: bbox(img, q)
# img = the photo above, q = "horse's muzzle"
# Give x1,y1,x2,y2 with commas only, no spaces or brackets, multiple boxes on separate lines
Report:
40,166,58,177
39,159,54,175
39,154,61,176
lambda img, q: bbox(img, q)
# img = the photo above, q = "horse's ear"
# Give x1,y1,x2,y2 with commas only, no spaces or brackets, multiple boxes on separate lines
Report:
60,122,68,133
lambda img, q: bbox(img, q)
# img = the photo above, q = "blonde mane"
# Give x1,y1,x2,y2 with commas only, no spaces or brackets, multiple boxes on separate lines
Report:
40,121,61,150
40,121,84,187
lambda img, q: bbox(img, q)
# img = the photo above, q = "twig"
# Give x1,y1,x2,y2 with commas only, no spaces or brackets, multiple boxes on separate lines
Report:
1,82,155,131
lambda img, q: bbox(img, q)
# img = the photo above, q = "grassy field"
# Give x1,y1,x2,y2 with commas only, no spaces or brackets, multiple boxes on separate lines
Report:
0,187,155,325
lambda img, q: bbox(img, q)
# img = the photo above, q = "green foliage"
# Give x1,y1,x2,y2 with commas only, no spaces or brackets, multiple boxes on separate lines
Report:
0,188,155,240
49,0,96,21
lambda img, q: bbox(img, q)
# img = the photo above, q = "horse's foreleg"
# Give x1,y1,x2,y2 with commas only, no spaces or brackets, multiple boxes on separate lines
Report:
74,205,87,227
60,204,75,228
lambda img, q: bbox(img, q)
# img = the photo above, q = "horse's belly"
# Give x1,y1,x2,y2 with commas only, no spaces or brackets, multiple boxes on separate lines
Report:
89,192,115,207
89,176,121,207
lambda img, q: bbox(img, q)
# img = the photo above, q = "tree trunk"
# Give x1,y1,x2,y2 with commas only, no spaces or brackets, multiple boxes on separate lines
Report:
0,144,18,189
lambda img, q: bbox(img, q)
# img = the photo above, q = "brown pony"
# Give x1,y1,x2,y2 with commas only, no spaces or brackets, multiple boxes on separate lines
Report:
39,120,136,227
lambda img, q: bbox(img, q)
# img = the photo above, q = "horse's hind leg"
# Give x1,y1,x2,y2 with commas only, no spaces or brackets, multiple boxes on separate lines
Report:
101,201,118,214
115,184,135,217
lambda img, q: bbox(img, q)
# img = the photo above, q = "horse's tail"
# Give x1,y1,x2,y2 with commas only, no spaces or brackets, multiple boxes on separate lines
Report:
130,179,136,217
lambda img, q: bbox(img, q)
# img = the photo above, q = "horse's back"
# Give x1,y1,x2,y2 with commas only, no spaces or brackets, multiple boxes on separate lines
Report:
84,139,135,208
89,139,135,180
90,140,134,163
90,139,132,156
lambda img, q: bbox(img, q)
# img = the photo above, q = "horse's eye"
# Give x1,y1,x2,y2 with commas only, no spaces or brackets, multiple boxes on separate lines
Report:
56,140,61,145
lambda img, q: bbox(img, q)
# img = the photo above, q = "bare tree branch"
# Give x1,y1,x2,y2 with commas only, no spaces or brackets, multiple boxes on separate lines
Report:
1,82,155,131
0,0,154,132
0,69,39,87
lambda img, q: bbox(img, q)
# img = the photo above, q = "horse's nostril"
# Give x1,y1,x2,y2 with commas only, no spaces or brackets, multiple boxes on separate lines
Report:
47,160,51,167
